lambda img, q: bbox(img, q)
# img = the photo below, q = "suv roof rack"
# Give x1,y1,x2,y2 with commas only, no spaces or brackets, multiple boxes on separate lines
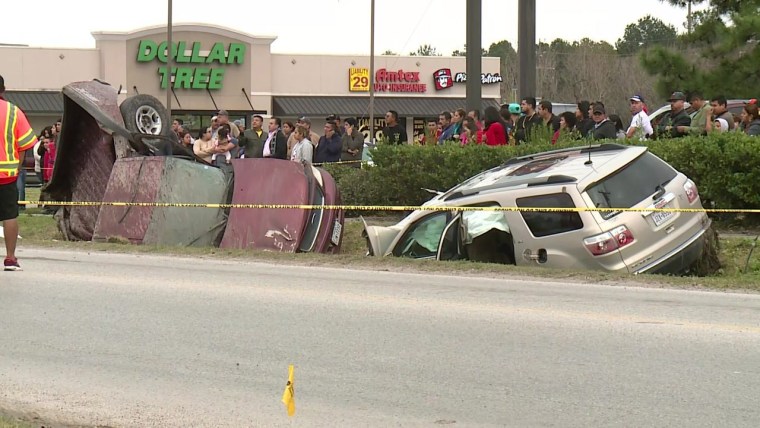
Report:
502,143,628,166
579,143,627,153
445,174,577,201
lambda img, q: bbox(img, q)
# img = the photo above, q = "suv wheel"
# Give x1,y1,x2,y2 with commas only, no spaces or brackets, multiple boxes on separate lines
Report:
690,226,721,276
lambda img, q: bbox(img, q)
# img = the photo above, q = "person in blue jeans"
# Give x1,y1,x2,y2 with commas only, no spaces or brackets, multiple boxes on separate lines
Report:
16,168,26,211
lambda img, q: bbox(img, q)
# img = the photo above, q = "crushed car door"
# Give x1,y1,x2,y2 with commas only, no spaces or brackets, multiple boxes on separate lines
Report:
436,213,463,261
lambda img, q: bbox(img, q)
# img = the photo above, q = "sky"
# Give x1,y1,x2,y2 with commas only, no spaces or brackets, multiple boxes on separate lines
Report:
1,0,702,55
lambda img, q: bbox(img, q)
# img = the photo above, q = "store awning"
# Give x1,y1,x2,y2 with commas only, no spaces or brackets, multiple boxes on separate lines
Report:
273,96,501,118
3,91,63,115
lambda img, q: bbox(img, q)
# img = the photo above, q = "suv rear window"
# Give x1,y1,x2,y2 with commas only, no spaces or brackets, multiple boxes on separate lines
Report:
586,152,677,219
517,193,583,237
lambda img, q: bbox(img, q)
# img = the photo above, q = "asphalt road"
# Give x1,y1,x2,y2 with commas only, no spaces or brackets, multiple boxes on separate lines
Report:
1,248,760,427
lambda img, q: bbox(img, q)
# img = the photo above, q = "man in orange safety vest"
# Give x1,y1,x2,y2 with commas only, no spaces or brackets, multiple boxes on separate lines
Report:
0,74,38,271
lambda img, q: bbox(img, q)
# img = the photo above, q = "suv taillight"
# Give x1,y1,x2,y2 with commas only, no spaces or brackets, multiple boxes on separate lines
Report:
684,179,698,203
583,226,634,256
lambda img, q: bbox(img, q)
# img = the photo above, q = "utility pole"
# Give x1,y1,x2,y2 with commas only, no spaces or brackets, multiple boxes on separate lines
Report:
369,0,375,143
687,0,693,34
518,0,536,100
166,0,173,118
465,0,482,113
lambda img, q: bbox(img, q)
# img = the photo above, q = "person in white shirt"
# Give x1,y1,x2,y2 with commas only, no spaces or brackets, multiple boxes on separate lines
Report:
626,94,653,139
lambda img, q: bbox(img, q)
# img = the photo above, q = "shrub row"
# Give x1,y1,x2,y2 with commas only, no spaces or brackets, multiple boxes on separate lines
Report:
323,133,759,212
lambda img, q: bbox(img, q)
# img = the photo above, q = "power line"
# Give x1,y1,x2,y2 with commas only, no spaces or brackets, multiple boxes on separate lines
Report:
386,0,435,61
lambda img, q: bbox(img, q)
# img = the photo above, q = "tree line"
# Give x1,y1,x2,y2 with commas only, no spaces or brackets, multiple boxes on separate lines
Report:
380,0,759,121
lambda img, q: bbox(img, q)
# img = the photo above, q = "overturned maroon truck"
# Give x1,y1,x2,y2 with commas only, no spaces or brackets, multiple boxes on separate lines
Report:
42,80,344,253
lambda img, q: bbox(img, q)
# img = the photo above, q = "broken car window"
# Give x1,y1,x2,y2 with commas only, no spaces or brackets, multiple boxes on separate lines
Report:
393,212,450,258
462,211,510,245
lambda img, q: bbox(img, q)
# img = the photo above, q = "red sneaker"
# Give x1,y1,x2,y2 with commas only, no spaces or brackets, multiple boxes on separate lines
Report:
3,257,21,271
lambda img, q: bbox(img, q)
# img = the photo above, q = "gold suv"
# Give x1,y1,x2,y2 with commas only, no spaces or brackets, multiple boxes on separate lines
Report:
363,144,713,275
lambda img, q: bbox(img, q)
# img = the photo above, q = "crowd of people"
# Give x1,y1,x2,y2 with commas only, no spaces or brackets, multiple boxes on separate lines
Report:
414,92,760,147
169,91,760,172
11,118,61,214
171,111,366,167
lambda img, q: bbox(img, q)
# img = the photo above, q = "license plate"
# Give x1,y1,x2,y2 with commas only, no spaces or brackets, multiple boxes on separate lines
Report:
651,210,673,226
331,220,342,246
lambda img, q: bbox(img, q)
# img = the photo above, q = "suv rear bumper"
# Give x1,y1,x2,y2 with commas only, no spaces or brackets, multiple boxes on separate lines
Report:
634,220,710,275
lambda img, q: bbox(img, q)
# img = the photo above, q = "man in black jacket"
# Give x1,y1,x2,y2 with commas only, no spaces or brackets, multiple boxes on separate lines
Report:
250,117,287,159
590,102,617,140
514,97,543,144
315,122,342,163
655,91,692,139
382,110,407,144
575,100,595,138
538,100,561,133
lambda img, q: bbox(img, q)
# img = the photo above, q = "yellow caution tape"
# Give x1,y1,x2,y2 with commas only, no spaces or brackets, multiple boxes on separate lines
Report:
16,200,760,214
312,159,365,166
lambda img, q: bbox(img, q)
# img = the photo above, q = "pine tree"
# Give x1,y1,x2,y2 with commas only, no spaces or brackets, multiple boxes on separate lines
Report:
642,1,760,97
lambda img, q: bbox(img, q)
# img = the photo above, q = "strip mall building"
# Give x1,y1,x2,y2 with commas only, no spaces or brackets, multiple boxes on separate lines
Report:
0,24,502,142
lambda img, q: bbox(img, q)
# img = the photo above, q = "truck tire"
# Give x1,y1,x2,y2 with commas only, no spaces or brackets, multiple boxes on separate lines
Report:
119,95,176,141
689,225,721,276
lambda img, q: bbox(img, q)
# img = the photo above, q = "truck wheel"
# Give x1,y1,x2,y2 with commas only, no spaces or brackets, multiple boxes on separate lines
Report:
120,95,175,140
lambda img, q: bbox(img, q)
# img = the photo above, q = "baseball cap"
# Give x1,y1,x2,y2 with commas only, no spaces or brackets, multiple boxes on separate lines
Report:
592,103,606,114
630,95,645,103
667,91,686,101
508,103,521,114
217,109,229,116
326,114,340,121
298,116,312,125
233,119,244,126
211,115,218,122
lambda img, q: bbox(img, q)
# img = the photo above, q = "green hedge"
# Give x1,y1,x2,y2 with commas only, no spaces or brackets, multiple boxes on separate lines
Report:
323,133,760,211
645,133,760,210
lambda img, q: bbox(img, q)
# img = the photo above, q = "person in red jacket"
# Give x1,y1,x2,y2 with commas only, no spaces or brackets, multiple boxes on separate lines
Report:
0,74,38,271
482,106,508,146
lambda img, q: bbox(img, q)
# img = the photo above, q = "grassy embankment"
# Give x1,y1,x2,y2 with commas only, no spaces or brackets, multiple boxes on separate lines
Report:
0,414,32,428
12,208,760,292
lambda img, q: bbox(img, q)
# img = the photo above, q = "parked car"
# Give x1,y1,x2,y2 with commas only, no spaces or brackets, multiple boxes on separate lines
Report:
648,99,748,129
363,144,717,275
